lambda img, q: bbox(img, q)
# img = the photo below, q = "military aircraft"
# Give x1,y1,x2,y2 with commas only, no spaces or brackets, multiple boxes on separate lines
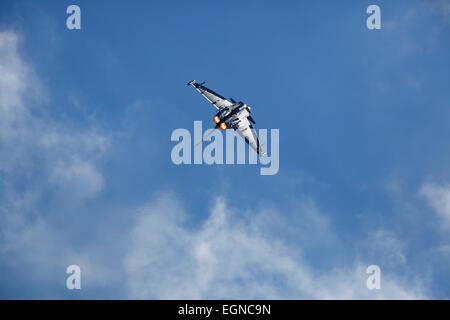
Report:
187,80,265,156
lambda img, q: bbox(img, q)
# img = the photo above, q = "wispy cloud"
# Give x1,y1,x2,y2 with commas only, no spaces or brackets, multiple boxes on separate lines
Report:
123,194,426,299
420,183,450,230
0,30,108,199
0,29,110,284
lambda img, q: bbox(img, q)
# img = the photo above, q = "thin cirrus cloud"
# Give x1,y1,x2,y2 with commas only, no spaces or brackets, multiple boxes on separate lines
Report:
0,29,109,288
123,194,426,299
0,30,108,199
420,183,450,230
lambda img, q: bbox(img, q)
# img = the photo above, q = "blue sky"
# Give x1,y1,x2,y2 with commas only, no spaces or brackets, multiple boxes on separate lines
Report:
1,0,450,299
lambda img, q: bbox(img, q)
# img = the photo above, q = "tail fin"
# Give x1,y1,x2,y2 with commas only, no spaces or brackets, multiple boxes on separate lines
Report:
187,80,196,86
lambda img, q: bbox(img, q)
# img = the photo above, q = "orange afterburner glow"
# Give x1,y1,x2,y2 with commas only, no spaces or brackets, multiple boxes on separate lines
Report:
213,116,221,124
220,122,227,130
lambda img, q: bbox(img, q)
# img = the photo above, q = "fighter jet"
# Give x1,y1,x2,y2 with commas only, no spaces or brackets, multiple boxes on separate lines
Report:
187,80,265,156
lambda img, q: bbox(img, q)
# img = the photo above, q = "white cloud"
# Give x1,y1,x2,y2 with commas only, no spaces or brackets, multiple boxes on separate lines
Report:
124,194,426,299
0,31,27,115
420,183,450,230
0,30,108,198
50,159,104,200
366,229,407,266
0,30,110,282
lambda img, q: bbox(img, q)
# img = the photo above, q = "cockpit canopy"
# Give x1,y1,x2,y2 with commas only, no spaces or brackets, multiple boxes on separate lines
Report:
217,107,230,119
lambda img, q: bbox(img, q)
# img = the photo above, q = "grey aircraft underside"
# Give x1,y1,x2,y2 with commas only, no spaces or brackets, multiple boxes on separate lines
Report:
187,80,265,156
